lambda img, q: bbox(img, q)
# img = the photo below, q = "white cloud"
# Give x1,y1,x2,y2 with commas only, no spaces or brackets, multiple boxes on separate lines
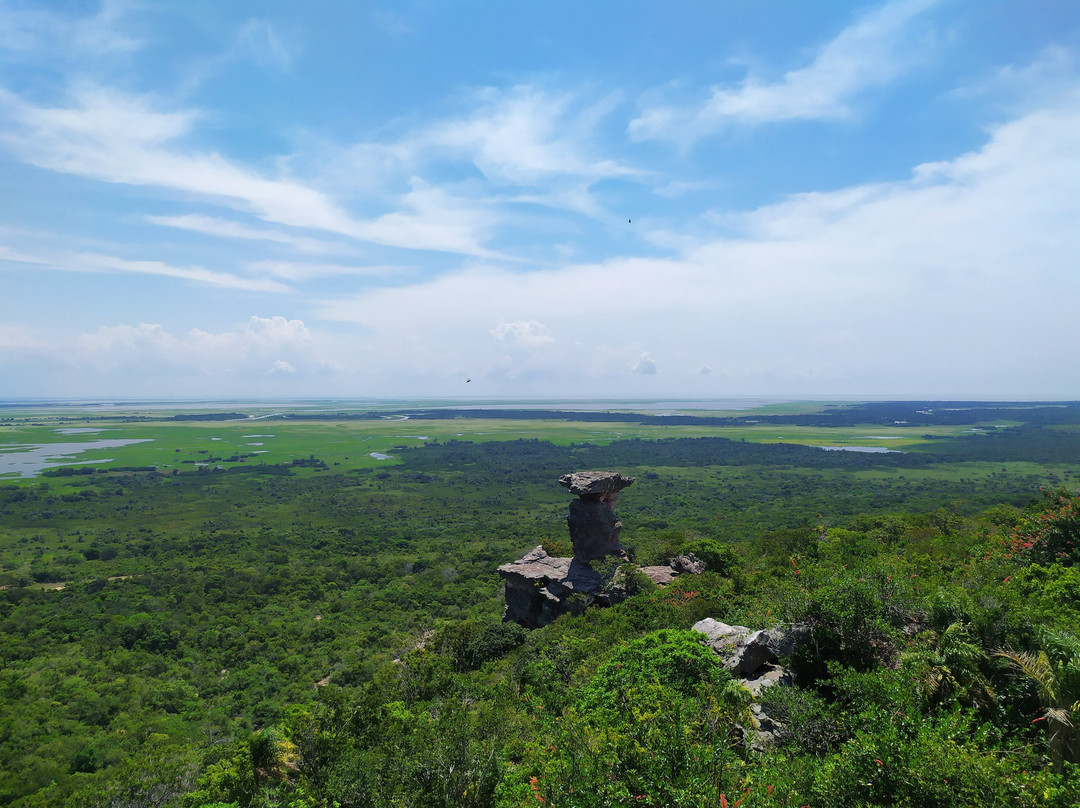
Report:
307,93,1080,398
427,86,634,186
337,85,641,221
632,353,658,375
77,253,293,292
0,86,497,256
245,260,401,281
0,0,140,62
630,0,940,143
0,243,291,293
491,319,556,347
70,316,323,377
0,324,45,352
236,19,295,72
146,214,343,253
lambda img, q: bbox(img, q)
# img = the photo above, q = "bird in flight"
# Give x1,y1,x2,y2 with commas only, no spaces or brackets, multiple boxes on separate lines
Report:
466,378,471,383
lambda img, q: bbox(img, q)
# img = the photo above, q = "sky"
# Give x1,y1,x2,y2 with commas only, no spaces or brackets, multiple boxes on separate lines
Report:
1,0,1079,401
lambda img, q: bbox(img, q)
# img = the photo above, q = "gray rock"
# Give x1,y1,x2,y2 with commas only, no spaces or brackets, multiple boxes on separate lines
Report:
692,618,811,676
760,623,812,658
559,471,634,561
558,471,635,498
566,497,626,560
670,553,706,574
639,565,678,586
740,663,795,697
498,546,628,628
742,665,795,750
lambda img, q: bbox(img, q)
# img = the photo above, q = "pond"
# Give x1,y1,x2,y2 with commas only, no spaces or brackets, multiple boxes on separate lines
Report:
818,445,904,454
0,439,154,478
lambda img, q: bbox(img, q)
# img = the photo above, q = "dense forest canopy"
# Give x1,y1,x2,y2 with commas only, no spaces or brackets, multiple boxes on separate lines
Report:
1,403,1079,806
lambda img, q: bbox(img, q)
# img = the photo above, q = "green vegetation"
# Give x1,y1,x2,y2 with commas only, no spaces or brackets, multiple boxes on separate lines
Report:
1,401,1080,805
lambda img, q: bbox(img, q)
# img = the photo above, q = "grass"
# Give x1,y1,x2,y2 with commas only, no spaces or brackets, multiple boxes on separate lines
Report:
1,407,997,484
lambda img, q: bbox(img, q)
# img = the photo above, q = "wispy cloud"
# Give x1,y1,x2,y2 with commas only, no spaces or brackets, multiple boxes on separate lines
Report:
0,85,499,257
0,0,141,62
427,86,634,186
630,0,940,144
310,92,1080,396
0,242,291,293
146,214,344,253
245,260,402,282
339,85,640,220
76,253,293,292
236,19,296,72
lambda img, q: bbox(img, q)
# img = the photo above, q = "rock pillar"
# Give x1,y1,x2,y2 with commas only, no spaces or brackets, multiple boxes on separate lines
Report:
558,471,635,560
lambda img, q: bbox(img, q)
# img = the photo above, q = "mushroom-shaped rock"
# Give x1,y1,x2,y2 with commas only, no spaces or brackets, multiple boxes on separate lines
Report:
558,471,635,498
559,471,635,561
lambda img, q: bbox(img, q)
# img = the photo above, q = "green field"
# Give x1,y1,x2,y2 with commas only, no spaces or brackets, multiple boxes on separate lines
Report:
0,402,1010,484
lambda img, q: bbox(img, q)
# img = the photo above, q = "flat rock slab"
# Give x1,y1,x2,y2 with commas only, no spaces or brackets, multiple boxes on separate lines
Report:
558,471,635,497
639,565,678,586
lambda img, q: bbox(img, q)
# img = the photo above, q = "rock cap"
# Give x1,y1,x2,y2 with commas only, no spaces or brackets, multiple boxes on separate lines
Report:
558,471,635,497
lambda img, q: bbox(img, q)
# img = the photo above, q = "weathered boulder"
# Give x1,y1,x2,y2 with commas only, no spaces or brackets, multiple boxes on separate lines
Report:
559,471,634,560
670,553,706,575
638,565,678,586
692,618,807,750
692,618,811,677
498,546,629,629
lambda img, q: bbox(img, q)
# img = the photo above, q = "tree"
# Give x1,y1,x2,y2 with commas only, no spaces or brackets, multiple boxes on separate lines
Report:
996,631,1080,773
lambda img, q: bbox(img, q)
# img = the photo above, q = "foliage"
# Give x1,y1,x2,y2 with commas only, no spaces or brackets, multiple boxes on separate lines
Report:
2,410,1080,805
1005,488,1080,566
680,538,740,575
996,630,1080,773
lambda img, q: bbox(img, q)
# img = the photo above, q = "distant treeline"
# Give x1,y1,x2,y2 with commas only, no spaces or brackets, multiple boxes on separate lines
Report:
399,436,935,480
9,401,1080,427
391,401,1080,428
400,424,1080,473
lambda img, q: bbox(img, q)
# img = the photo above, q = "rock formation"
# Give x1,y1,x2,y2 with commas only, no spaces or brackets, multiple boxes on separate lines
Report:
499,471,711,628
498,546,628,629
500,471,644,628
558,471,634,560
692,618,810,677
692,618,811,749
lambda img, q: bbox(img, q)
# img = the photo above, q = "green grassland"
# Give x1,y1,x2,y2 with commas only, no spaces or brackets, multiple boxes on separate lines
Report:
0,407,1009,485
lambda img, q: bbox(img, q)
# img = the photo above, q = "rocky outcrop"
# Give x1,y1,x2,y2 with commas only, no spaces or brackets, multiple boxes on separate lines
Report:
499,471,641,627
499,546,631,629
692,618,811,749
638,565,678,586
692,618,811,676
499,471,711,628
559,471,634,560
670,553,706,575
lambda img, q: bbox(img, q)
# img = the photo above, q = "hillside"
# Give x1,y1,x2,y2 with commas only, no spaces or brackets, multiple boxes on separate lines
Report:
0,409,1079,806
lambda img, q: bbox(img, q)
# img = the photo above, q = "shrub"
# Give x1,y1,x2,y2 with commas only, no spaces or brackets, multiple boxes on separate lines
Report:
682,538,740,575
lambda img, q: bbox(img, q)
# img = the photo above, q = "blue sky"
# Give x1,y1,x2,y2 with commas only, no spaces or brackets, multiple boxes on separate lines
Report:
1,0,1079,400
